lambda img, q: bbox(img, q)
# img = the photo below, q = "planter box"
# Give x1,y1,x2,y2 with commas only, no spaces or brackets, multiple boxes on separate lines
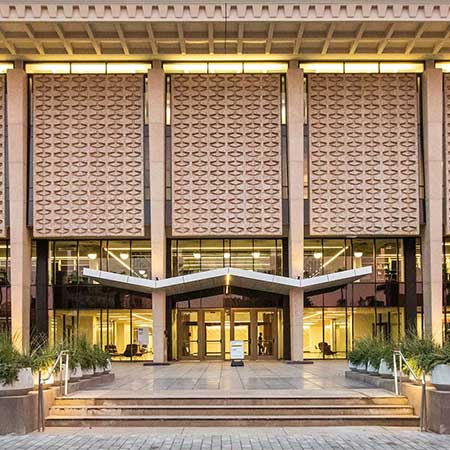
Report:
356,362,367,373
431,364,450,391
0,368,33,397
348,360,358,372
70,365,83,381
378,359,394,378
367,362,379,375
82,367,94,378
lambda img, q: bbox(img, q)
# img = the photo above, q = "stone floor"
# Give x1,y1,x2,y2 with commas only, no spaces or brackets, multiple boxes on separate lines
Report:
1,427,449,449
74,360,391,398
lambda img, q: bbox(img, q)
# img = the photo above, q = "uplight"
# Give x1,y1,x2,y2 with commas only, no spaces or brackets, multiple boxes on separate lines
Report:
26,63,70,74
300,62,344,73
244,62,288,73
107,63,151,74
344,62,378,73
164,63,208,74
209,62,243,73
71,63,106,74
435,62,450,73
0,63,13,73
379,62,423,73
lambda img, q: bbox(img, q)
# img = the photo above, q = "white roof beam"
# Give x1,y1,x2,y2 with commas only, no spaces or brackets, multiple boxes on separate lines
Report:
177,23,186,55
237,23,244,54
405,23,426,55
115,23,129,55
293,23,305,55
0,27,16,55
24,24,45,55
265,23,275,54
53,23,73,55
433,24,450,54
146,23,158,55
377,23,396,55
321,23,336,55
84,23,101,55
349,23,366,55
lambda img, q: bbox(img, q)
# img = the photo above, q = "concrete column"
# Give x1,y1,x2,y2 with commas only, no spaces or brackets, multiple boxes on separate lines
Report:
286,61,304,361
7,68,31,353
421,65,443,345
148,63,167,362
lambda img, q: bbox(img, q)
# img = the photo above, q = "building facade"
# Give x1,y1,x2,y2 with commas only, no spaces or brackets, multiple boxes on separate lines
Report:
0,1,449,362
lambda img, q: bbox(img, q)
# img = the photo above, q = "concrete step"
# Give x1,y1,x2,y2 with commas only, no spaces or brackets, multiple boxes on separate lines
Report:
49,404,414,417
45,414,420,427
53,395,410,407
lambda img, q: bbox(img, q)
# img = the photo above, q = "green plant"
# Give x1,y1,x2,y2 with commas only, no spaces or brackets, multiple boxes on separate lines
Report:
348,337,372,366
75,336,97,370
28,334,57,374
435,340,450,366
0,333,28,385
92,345,110,369
400,333,441,375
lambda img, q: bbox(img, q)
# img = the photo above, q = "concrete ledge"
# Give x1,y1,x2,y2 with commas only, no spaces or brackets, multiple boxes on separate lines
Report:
0,372,114,435
345,370,450,434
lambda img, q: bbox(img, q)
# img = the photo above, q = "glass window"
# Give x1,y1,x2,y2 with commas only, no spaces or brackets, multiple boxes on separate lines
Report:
324,286,347,307
230,240,253,271
0,241,8,286
177,240,201,275
352,308,376,341
322,239,347,274
352,239,374,282
253,239,276,274
107,309,132,360
78,240,101,283
375,239,399,282
54,309,78,344
179,311,199,357
78,309,102,346
200,240,224,272
107,240,131,276
54,241,78,285
323,308,347,358
131,240,151,279
303,308,323,358
416,239,422,283
131,310,153,360
304,239,322,278
351,283,376,307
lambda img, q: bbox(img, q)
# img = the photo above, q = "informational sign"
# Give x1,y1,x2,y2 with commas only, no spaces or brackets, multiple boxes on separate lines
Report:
230,340,244,360
137,327,149,346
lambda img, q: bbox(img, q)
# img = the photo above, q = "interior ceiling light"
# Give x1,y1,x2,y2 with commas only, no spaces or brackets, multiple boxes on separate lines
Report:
252,252,260,258
193,252,201,259
87,253,97,260
313,252,322,259
224,252,231,259
119,253,129,260
354,251,363,258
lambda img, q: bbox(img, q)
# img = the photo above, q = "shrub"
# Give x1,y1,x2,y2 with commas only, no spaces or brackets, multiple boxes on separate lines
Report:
400,333,441,376
92,345,110,369
0,333,29,385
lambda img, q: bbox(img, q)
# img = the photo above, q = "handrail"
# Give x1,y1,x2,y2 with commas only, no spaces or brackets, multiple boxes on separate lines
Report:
393,350,427,432
37,350,70,432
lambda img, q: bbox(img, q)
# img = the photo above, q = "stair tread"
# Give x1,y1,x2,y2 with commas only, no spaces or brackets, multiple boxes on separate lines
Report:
51,405,412,410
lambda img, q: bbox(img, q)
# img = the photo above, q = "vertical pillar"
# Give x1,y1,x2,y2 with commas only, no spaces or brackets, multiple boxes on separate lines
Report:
404,238,417,333
7,67,31,353
287,61,304,361
421,63,443,345
35,240,49,337
148,62,167,362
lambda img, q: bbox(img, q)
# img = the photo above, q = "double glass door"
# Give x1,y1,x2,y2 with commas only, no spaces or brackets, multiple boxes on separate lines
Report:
177,308,278,360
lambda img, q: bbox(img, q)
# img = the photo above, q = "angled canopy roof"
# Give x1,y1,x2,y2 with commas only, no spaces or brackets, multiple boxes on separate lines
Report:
83,266,372,296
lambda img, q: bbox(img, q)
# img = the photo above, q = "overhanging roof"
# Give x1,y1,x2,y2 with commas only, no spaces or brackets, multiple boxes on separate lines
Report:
83,266,372,296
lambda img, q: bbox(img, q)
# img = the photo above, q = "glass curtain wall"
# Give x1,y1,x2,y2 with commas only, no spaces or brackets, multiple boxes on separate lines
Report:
0,241,10,334
172,239,283,276
48,240,153,360
304,238,421,359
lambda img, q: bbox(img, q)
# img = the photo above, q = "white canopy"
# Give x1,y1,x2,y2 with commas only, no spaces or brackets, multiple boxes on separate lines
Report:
83,266,372,296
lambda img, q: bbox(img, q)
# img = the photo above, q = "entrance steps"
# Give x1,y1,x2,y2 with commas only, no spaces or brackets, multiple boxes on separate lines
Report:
46,395,419,427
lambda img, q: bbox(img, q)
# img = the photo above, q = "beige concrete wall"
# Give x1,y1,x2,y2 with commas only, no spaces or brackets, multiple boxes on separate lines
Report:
287,63,304,361
148,64,167,362
0,75,6,238
308,73,420,236
7,68,31,353
33,74,145,238
171,73,283,237
422,66,443,345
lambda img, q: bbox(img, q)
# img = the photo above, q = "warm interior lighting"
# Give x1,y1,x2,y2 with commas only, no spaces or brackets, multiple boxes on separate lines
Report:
243,62,288,73
344,62,379,73
300,62,344,73
209,62,243,73
107,63,151,74
379,62,423,73
224,252,231,259
313,252,322,260
164,63,208,74
119,253,129,261
435,62,450,72
71,63,106,74
193,252,201,259
87,253,97,260
26,63,70,74
354,251,363,258
0,63,13,73
252,252,260,258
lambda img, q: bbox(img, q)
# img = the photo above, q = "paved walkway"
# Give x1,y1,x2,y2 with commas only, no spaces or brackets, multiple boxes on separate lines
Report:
74,360,392,398
1,427,449,449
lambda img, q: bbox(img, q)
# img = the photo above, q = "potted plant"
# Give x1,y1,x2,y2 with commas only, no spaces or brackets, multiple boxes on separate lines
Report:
431,340,450,391
29,335,57,387
0,333,33,396
378,341,394,378
77,337,96,378
92,345,110,375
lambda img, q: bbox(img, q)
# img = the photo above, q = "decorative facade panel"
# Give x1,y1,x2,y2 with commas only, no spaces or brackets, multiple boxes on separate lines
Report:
171,74,282,236
0,75,5,237
33,74,144,237
444,74,450,236
308,73,419,236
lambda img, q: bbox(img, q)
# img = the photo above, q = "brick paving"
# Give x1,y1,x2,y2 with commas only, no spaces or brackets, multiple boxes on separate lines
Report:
0,427,449,450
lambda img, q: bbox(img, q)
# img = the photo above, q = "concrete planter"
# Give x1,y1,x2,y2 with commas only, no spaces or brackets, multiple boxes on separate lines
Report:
367,362,379,375
431,364,450,391
32,370,54,387
0,368,33,397
356,362,367,373
104,360,112,373
348,360,358,372
70,365,83,381
94,365,104,376
81,367,94,378
378,359,394,378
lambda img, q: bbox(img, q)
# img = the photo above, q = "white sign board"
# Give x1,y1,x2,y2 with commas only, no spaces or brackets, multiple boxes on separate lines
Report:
230,340,244,360
137,327,149,346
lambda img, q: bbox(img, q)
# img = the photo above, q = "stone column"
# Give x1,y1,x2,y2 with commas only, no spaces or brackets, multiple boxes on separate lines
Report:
7,67,31,353
421,64,443,345
286,61,304,361
148,62,167,362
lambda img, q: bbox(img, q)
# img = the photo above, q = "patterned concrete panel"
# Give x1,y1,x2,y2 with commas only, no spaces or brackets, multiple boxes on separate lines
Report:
444,74,450,236
0,76,5,237
308,73,419,236
171,73,282,236
33,74,145,237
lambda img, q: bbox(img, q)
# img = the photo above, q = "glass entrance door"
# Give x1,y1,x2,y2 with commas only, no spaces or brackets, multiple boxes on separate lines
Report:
256,310,277,359
178,311,199,358
204,310,224,359
231,311,251,358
